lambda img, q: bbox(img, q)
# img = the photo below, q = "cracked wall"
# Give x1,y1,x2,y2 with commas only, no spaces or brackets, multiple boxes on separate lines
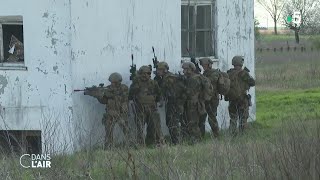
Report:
0,0,255,152
216,0,256,127
0,0,73,153
70,0,181,149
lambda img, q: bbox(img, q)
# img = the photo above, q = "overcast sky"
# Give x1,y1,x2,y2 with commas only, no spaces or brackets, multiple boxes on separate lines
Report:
254,0,285,28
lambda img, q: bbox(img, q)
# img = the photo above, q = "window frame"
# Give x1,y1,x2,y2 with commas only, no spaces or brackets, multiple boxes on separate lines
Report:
181,0,217,62
0,16,27,71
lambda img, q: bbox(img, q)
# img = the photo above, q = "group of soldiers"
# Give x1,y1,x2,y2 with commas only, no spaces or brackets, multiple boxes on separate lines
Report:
83,55,255,148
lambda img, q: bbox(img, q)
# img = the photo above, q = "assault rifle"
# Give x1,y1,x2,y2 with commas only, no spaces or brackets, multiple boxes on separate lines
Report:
152,47,163,86
243,66,253,106
74,83,105,95
130,54,136,80
186,48,201,74
152,47,159,70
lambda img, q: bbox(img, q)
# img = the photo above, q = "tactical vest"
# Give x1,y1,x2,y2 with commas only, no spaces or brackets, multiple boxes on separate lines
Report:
104,84,128,115
226,69,247,101
134,79,158,105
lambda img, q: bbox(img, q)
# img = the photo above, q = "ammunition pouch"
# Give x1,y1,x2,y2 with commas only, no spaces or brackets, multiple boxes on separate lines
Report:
137,95,156,105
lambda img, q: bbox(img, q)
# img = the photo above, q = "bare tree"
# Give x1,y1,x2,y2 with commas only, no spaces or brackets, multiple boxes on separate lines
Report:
283,0,320,43
257,0,286,35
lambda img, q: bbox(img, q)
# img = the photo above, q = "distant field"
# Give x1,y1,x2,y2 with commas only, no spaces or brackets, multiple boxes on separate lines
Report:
256,51,320,90
256,34,320,49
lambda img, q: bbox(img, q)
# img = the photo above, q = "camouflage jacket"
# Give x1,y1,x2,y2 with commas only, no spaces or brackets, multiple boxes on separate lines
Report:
160,71,186,104
203,68,220,100
96,84,129,114
184,74,212,103
227,68,255,94
129,76,160,105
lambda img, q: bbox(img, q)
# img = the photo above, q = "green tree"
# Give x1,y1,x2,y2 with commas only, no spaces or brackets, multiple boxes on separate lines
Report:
257,0,286,35
283,0,320,44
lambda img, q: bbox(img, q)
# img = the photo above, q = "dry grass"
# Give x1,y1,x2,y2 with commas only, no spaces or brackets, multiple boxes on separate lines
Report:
0,118,319,179
256,51,320,90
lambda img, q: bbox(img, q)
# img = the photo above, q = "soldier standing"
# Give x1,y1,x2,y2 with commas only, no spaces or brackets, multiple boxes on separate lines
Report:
225,56,255,135
156,61,186,145
199,58,220,138
181,62,212,143
84,72,129,149
129,65,163,146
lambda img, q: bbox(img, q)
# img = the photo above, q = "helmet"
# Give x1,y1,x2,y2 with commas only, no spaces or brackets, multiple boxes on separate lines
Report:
232,56,244,66
156,61,169,70
199,57,213,65
139,65,152,74
108,72,122,82
182,62,196,71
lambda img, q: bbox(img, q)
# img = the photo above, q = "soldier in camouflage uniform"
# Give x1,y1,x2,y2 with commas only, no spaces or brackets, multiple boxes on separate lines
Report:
84,72,129,149
225,56,255,134
199,58,220,137
156,61,186,145
129,65,163,146
181,62,212,143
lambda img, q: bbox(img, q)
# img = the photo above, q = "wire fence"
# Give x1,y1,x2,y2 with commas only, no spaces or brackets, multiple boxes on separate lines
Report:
256,46,320,53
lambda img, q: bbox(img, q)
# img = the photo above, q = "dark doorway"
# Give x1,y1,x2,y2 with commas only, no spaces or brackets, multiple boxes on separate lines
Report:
0,130,41,155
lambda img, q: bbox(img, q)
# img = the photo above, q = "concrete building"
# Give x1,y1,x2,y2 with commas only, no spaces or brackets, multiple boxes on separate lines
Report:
0,0,255,154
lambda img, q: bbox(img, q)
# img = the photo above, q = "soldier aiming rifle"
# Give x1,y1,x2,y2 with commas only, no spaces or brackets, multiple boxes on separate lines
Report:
74,83,106,96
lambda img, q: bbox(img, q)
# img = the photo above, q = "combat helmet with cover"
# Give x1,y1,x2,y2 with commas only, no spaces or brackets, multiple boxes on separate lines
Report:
226,56,247,101
157,61,169,70
199,57,213,66
139,65,152,74
108,72,122,83
182,62,196,71
232,56,244,66
199,57,230,97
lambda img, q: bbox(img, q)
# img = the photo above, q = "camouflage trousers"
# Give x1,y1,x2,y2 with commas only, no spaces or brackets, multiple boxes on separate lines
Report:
165,102,182,145
103,112,129,148
135,104,163,146
228,96,249,135
181,101,201,143
199,98,220,138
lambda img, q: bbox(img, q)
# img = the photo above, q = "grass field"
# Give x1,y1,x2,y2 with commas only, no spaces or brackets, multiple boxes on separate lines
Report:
1,36,320,179
256,34,320,49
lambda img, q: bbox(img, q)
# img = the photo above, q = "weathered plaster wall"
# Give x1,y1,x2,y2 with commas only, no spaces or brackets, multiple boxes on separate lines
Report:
0,0,73,153
216,0,256,128
0,0,255,152
70,0,181,148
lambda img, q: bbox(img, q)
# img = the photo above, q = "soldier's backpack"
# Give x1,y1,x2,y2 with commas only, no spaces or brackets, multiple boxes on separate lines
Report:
199,75,213,101
225,69,245,101
217,70,230,96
